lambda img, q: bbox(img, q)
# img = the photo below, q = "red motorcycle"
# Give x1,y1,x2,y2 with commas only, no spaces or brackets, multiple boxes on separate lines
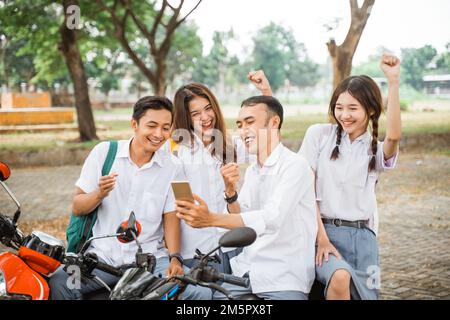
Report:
0,161,157,300
0,161,254,300
0,161,66,300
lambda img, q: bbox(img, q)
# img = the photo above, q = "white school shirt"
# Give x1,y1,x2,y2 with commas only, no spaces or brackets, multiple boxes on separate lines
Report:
228,143,318,294
76,138,183,267
298,123,398,233
163,134,254,259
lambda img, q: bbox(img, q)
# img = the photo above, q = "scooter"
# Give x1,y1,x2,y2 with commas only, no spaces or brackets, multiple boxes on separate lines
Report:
0,161,150,300
0,160,256,300
0,161,65,300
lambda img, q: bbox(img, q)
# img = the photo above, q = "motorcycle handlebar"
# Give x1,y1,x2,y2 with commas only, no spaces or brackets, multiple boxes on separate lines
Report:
173,274,197,285
173,270,248,288
95,261,124,277
217,273,249,288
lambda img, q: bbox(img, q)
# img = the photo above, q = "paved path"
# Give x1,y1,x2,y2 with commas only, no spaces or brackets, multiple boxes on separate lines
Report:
0,152,449,299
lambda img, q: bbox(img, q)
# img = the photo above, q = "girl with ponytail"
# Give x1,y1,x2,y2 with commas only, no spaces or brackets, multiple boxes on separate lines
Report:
299,54,402,300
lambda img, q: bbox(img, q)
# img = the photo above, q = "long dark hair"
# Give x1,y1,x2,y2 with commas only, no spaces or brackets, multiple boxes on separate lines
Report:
329,75,383,172
173,83,236,164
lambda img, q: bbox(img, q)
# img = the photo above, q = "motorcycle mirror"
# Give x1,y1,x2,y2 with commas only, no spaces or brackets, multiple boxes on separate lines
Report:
0,162,21,224
219,227,257,248
0,162,11,181
117,211,142,244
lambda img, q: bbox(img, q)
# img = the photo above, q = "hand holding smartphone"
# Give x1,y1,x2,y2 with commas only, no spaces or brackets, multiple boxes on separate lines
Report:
171,181,194,203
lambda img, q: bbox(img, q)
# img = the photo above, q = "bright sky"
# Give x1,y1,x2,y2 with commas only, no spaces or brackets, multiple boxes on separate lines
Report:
183,0,450,64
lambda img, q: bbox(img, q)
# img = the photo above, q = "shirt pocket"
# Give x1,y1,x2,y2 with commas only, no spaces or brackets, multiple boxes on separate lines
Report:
347,156,373,188
140,191,165,225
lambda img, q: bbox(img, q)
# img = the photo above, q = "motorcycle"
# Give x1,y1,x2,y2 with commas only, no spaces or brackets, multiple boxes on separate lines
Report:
0,160,256,300
0,161,65,299
0,161,152,300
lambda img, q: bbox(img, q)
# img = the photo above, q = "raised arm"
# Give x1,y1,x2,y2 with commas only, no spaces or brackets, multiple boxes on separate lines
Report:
380,54,402,160
248,70,273,96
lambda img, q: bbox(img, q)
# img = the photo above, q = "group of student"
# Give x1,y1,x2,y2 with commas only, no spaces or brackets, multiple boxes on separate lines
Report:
49,54,402,300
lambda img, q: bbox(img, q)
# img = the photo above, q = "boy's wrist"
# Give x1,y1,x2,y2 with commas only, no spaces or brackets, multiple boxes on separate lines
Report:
169,252,184,265
95,189,105,201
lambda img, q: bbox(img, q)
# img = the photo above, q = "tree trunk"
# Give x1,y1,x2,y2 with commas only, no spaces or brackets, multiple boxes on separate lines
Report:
154,58,167,96
329,42,354,89
104,91,111,110
327,0,375,90
59,0,98,141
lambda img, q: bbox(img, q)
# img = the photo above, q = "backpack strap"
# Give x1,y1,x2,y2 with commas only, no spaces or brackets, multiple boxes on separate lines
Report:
79,140,118,252
102,140,118,175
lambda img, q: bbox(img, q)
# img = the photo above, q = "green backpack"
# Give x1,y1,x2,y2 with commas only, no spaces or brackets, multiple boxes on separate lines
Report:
66,140,118,253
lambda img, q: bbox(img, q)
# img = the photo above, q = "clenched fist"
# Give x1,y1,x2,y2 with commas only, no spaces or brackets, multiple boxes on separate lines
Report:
247,70,273,96
221,163,240,197
380,54,400,83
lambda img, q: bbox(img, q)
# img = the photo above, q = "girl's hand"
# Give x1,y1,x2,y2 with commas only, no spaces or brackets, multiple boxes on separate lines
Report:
316,238,342,267
380,54,401,83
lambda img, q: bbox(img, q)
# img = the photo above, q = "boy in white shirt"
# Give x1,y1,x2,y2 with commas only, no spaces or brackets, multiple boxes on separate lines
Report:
175,96,318,300
49,96,208,300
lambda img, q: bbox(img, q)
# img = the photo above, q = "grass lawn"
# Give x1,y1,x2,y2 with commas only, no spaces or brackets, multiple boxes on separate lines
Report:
1,107,449,153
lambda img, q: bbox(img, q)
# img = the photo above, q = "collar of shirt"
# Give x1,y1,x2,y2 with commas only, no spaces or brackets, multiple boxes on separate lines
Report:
251,142,283,174
193,131,224,162
192,132,207,151
116,137,164,169
341,129,372,146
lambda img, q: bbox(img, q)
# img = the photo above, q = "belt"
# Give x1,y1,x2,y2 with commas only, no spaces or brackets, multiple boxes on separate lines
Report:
322,218,368,229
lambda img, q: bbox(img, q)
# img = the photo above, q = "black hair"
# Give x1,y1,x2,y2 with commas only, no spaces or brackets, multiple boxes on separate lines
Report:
132,96,173,122
240,95,284,129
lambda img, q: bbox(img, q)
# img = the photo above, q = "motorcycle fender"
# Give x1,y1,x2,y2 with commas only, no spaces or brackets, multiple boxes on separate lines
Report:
0,252,49,300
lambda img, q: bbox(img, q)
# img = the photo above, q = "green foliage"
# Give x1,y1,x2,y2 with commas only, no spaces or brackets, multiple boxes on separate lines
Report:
352,46,392,78
401,45,437,90
399,83,426,102
0,38,36,88
435,42,450,74
399,99,409,111
167,22,203,84
0,1,61,89
191,30,238,87
250,23,319,92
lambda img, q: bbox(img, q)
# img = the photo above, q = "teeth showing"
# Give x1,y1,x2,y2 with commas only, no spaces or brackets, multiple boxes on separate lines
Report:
244,137,255,144
202,120,212,128
148,138,162,144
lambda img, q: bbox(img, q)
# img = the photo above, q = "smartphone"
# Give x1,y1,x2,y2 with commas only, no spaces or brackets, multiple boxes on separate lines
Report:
171,181,194,203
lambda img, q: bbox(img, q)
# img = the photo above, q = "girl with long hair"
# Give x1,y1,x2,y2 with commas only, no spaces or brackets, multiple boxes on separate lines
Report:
299,54,401,299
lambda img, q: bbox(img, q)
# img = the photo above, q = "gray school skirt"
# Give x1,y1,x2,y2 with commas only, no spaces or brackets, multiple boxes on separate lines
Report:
315,223,380,300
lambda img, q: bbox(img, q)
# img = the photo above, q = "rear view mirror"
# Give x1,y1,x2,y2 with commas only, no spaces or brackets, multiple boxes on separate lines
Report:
219,227,256,248
0,162,11,182
117,211,142,243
